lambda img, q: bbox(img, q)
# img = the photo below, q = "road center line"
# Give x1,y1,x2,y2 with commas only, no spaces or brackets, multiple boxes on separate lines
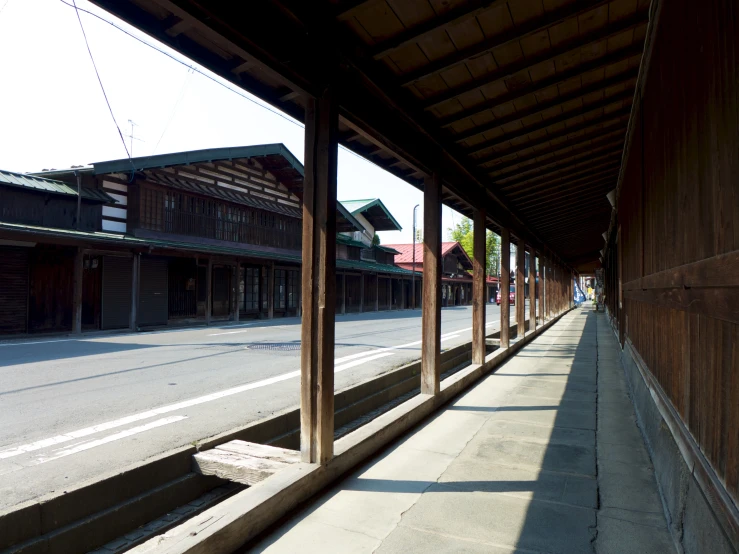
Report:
32,416,188,465
0,320,492,460
207,329,250,336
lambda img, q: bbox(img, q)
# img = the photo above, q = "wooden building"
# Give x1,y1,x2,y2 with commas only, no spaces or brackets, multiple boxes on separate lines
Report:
386,241,474,308
0,145,414,335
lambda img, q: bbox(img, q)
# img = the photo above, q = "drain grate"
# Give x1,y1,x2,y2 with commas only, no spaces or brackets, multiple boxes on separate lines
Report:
244,342,301,352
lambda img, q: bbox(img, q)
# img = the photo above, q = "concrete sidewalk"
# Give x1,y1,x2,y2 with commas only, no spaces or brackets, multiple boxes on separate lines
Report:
249,307,675,554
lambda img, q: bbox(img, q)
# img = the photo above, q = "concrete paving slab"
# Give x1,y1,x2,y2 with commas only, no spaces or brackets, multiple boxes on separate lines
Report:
487,403,596,431
398,409,488,457
253,518,381,553
396,488,596,554
375,525,519,554
594,515,674,554
472,418,595,448
599,464,665,514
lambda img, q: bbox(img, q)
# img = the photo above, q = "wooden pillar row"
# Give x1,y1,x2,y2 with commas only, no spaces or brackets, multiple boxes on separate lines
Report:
515,240,525,337
300,87,338,464
130,253,140,331
232,262,240,322
500,228,510,349
529,248,537,332
421,172,442,395
205,257,213,326
268,262,275,319
472,208,486,365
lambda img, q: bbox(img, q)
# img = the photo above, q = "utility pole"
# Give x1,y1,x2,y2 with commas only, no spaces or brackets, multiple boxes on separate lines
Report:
411,204,419,310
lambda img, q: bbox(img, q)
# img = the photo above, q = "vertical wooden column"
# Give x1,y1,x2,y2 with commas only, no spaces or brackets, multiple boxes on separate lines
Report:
130,253,140,331
300,87,338,464
401,278,406,309
206,258,213,325
341,274,346,315
72,248,83,334
375,275,379,311
472,208,486,364
232,262,240,322
500,228,510,349
268,262,275,319
359,274,364,313
515,240,525,337
547,263,553,318
421,172,442,395
387,279,392,310
529,248,537,332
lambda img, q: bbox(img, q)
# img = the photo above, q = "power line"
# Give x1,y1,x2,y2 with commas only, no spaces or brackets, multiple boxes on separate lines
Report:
152,67,193,154
57,0,385,170
70,0,133,166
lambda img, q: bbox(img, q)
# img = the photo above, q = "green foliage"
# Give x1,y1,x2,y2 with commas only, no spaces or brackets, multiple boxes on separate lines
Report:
372,233,381,246
448,217,501,276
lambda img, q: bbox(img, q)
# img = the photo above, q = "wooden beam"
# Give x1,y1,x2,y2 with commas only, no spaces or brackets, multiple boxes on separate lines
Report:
516,240,526,338
72,248,83,334
485,134,624,177
502,157,621,196
519,189,612,219
497,148,623,190
421,172,442,395
415,10,647,107
453,73,638,143
300,87,338,465
472,208,486,364
500,227,510,348
438,50,642,128
529,248,537,331
507,168,618,203
406,0,617,91
370,0,509,60
473,110,631,166
467,90,634,157
623,251,739,290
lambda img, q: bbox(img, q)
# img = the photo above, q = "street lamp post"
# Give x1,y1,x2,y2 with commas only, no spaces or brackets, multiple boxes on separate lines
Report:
412,204,419,310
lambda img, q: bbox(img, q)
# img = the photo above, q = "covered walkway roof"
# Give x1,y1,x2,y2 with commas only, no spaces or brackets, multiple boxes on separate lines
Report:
89,0,650,272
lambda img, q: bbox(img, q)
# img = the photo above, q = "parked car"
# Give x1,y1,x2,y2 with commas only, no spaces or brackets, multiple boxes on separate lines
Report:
496,285,516,306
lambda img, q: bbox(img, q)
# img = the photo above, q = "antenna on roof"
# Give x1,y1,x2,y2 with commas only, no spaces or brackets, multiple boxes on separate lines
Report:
124,120,144,157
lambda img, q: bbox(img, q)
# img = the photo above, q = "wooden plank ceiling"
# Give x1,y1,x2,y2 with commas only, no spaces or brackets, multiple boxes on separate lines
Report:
90,0,651,270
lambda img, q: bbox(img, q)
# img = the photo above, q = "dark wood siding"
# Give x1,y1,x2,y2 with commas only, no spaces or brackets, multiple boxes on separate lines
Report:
0,246,29,334
102,256,132,330
138,257,168,327
613,0,739,506
28,247,74,333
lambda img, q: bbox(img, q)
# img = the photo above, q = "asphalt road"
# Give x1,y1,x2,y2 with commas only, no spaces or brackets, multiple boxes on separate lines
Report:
0,303,522,509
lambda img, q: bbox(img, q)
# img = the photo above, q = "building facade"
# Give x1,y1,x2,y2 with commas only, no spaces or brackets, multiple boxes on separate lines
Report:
0,145,416,335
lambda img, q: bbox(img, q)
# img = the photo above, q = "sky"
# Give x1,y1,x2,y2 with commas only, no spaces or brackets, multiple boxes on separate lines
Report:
0,0,473,245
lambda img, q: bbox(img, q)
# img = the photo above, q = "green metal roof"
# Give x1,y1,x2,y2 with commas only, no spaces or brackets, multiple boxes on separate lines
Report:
337,258,414,276
376,244,401,255
339,198,402,232
336,233,366,248
0,169,115,203
91,143,303,175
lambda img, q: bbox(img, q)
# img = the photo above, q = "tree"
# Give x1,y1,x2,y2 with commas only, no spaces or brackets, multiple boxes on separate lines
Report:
372,233,381,246
448,217,500,276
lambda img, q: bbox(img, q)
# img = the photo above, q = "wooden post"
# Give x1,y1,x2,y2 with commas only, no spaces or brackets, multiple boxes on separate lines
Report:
341,274,346,315
421,172,442,395
529,248,537,332
232,262,240,322
387,278,392,310
500,228,510,349
72,248,83,334
516,240,525,337
542,257,547,321
206,258,213,325
130,253,140,331
300,87,338,464
359,273,364,313
400,277,406,309
268,262,275,319
472,209,486,364
374,277,378,310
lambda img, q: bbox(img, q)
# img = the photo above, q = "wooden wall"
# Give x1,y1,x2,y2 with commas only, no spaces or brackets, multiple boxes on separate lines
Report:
613,0,738,506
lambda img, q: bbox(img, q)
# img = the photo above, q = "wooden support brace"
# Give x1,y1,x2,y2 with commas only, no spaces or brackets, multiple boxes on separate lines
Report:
421,172,442,395
500,228,511,349
300,88,338,464
529,248,537,332
516,240,526,337
472,208,486,364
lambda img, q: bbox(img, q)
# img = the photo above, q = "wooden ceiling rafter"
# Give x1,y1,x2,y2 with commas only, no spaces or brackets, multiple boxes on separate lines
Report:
436,45,643,129
415,10,648,110
486,134,624,177
472,109,630,165
513,175,618,207
465,89,634,157
501,155,621,193
491,141,624,185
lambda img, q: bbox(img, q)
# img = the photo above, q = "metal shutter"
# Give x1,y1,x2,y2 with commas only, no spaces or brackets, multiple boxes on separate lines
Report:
0,246,29,334
102,256,132,330
138,257,168,327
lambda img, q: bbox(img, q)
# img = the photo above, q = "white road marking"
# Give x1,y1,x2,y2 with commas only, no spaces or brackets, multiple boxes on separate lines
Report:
0,338,82,347
32,416,187,464
207,329,250,336
440,335,459,342
0,319,493,460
